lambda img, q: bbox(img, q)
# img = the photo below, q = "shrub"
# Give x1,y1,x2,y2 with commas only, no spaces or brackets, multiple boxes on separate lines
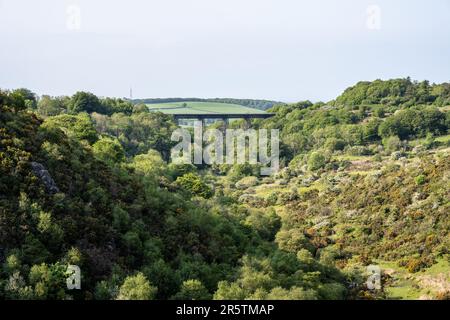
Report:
266,192,278,205
382,136,402,153
415,175,426,186
235,176,259,190
391,151,405,160
117,273,157,300
346,146,372,156
176,173,213,198
325,138,346,151
308,152,327,171
275,228,314,253
92,136,125,164
41,113,98,144
171,279,211,300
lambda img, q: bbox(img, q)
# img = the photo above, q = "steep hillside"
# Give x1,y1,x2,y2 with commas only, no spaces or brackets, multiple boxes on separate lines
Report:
1,79,448,300
0,90,349,300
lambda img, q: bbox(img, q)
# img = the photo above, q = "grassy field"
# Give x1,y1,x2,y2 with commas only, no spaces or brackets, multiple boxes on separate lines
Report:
378,257,450,300
146,101,268,115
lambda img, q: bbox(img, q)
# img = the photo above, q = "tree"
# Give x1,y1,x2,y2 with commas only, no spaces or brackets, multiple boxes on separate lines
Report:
176,173,213,198
37,95,63,117
92,136,125,164
133,103,149,114
244,208,281,241
363,118,382,142
275,228,314,253
117,273,157,300
69,91,102,114
379,107,447,139
171,279,211,300
213,281,247,300
5,90,26,112
101,97,133,115
3,254,21,275
9,88,36,110
308,152,326,171
324,138,346,151
28,263,67,299
382,136,402,153
131,149,166,177
112,206,130,232
317,283,346,300
41,113,98,143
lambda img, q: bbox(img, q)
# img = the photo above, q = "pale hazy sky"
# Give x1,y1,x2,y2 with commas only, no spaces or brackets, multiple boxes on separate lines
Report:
0,0,449,102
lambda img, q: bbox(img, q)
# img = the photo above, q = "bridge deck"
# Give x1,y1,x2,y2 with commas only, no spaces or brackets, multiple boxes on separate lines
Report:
172,113,274,120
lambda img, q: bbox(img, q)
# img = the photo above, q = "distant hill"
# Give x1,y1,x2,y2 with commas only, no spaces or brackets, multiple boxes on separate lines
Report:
146,101,268,115
132,98,284,110
333,78,450,107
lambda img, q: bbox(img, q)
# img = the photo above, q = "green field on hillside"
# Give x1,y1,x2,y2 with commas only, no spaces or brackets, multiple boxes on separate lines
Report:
146,101,268,114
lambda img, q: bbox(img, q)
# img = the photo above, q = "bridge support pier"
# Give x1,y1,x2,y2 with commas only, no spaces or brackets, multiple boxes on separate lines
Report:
221,118,229,131
244,117,251,129
173,113,273,129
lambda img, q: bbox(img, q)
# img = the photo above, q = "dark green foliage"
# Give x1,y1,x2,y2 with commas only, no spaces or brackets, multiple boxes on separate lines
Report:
101,97,133,115
213,252,346,300
91,111,177,159
415,174,426,186
13,88,37,109
69,92,103,114
378,107,447,139
335,78,450,107
261,80,449,164
308,152,327,171
41,113,98,144
176,173,213,198
92,137,125,164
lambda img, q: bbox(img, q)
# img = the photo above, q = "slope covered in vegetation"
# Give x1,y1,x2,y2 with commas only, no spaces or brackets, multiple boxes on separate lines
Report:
0,90,347,300
0,78,449,300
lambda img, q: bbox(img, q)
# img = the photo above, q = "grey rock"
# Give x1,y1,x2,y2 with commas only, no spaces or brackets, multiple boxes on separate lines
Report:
31,162,60,194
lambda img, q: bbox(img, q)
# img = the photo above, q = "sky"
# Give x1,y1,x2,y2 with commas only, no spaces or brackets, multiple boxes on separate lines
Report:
0,0,449,102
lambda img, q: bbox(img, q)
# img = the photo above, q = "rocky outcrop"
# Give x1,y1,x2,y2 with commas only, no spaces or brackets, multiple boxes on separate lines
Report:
31,162,59,194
